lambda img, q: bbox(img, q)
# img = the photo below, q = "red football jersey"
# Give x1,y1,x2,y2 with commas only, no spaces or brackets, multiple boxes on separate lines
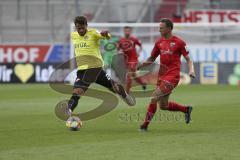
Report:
118,36,142,62
151,35,189,78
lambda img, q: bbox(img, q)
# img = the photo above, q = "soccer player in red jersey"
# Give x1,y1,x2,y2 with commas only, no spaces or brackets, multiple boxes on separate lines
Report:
118,26,146,93
138,18,196,131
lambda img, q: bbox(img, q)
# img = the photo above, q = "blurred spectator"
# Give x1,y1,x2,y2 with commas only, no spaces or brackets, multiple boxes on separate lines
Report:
172,13,182,23
210,0,221,9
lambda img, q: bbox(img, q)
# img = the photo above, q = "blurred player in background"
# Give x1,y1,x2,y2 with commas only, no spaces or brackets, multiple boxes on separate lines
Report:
138,18,196,131
118,26,146,93
67,16,135,116
101,36,119,81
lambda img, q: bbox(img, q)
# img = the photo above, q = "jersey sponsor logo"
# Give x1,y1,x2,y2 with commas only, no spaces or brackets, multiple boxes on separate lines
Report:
119,39,134,52
104,42,117,52
160,49,173,55
74,43,90,48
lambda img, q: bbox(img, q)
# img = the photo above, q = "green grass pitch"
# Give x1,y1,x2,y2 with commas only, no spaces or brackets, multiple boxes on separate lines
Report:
0,84,240,160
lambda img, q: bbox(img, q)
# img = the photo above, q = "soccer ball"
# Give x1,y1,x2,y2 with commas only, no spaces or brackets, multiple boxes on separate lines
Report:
65,116,83,131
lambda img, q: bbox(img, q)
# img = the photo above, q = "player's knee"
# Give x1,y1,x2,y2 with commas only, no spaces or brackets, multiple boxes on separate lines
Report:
159,101,168,110
73,88,85,96
150,97,158,104
152,88,164,98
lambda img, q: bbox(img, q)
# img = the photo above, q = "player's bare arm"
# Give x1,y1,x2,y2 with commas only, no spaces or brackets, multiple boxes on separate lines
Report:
137,56,156,70
136,42,142,57
184,54,196,78
137,45,142,57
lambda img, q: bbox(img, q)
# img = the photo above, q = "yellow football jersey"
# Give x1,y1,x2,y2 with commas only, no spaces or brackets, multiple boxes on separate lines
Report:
71,28,111,70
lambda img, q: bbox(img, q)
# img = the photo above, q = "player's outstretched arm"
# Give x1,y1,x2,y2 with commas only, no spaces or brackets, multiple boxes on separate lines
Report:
137,56,156,70
137,45,142,57
184,55,196,78
136,40,142,57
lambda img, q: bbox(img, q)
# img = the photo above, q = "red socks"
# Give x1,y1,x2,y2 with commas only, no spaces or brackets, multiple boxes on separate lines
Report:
134,76,145,86
142,103,157,127
167,102,187,113
142,101,187,127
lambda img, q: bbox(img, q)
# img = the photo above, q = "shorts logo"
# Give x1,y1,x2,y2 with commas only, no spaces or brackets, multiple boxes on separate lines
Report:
75,78,80,82
105,74,111,80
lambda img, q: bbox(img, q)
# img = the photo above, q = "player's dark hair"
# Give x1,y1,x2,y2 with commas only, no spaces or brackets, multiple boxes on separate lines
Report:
74,16,88,25
160,18,173,30
124,26,132,30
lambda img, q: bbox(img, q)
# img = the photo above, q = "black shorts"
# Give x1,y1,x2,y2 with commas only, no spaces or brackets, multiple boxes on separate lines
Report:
73,67,114,91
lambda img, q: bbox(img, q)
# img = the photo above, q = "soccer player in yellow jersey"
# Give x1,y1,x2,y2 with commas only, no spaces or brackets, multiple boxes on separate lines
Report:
67,16,136,115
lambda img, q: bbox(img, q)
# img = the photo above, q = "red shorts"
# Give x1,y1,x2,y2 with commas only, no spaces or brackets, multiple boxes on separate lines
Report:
157,74,180,95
